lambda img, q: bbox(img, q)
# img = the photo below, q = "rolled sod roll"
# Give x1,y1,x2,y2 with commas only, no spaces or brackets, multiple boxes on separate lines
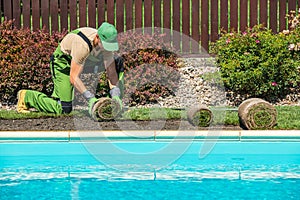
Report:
238,98,277,130
187,105,213,127
91,97,122,121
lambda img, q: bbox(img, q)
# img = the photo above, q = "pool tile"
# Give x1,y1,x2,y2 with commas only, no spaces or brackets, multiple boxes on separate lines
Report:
0,131,69,142
240,130,300,141
154,130,240,141
69,130,155,141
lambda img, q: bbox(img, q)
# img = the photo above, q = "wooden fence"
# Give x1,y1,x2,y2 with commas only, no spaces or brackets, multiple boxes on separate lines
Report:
0,0,299,53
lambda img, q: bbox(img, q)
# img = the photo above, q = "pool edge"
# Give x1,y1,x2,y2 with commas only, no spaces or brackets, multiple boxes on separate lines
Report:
0,130,300,142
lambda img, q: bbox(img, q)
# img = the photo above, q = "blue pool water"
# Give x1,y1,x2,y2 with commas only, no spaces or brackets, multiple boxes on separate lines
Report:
1,141,300,199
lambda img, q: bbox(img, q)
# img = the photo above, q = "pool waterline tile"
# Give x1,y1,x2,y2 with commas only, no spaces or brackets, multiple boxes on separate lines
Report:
240,130,300,142
0,131,69,142
154,130,240,141
69,130,155,141
0,130,300,142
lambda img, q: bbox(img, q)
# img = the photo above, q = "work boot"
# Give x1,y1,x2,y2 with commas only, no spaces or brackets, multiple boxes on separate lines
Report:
17,90,30,113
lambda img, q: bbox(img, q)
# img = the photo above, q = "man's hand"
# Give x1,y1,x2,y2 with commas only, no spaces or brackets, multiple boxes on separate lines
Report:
109,87,121,97
88,97,98,116
110,87,122,110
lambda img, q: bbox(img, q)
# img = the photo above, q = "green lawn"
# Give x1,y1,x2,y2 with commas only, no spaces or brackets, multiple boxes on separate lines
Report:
275,106,300,130
1,105,299,130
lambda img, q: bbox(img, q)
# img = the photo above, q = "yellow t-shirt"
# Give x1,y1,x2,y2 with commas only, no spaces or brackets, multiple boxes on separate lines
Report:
60,27,113,68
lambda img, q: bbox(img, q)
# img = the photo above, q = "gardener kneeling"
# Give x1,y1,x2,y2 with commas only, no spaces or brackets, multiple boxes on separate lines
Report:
16,22,123,117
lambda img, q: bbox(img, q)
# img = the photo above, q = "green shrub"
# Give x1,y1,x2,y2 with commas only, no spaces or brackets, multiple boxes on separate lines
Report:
211,19,300,102
0,19,65,105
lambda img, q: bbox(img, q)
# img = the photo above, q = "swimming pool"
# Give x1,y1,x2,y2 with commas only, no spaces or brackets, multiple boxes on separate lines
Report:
1,131,300,199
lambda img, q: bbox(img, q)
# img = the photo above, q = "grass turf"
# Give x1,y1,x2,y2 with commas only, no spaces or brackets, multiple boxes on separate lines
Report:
0,106,299,129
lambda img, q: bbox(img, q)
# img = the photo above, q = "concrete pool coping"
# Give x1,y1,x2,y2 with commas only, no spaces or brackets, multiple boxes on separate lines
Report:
0,130,300,142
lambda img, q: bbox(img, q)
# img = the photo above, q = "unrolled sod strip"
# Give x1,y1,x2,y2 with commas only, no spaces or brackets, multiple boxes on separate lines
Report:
238,98,277,130
187,105,213,127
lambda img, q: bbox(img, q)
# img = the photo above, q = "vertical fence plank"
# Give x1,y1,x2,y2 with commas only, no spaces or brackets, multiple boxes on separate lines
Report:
135,0,142,29
259,0,268,27
163,0,171,42
172,0,180,33
50,0,59,32
12,0,21,28
269,0,277,32
240,0,248,31
250,0,258,27
211,0,219,42
144,0,152,28
125,0,133,30
88,0,96,28
173,0,180,51
0,0,2,24
230,0,238,31
163,0,171,29
0,0,2,23
69,0,78,30
116,0,124,32
89,0,97,28
23,0,31,29
154,0,161,28
98,0,105,26
220,0,228,32
79,0,87,27
3,0,12,20
201,0,209,51
182,0,190,53
192,0,200,53
41,0,49,31
60,0,69,31
107,0,115,25
32,0,40,30
279,0,287,31
288,0,296,13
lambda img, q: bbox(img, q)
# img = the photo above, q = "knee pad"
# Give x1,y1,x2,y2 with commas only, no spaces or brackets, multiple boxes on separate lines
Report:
61,101,73,114
114,56,124,74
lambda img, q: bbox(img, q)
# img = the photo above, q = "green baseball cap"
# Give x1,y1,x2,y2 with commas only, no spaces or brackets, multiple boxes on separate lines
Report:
97,22,119,51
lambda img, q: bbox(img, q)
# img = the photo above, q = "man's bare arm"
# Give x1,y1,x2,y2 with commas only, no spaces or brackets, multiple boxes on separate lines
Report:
105,57,119,88
69,59,87,94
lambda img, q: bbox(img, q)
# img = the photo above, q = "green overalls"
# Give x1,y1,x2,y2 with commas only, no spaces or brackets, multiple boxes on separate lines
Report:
24,30,93,114
24,30,124,114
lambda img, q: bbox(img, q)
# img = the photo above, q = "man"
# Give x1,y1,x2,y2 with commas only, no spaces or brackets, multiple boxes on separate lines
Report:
16,22,123,116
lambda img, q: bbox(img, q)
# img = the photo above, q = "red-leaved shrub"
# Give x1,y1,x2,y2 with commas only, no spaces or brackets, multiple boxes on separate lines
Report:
0,21,180,106
96,30,181,105
0,19,66,105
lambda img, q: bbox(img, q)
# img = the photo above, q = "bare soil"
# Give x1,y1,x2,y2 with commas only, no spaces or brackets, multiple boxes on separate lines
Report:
0,115,242,131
